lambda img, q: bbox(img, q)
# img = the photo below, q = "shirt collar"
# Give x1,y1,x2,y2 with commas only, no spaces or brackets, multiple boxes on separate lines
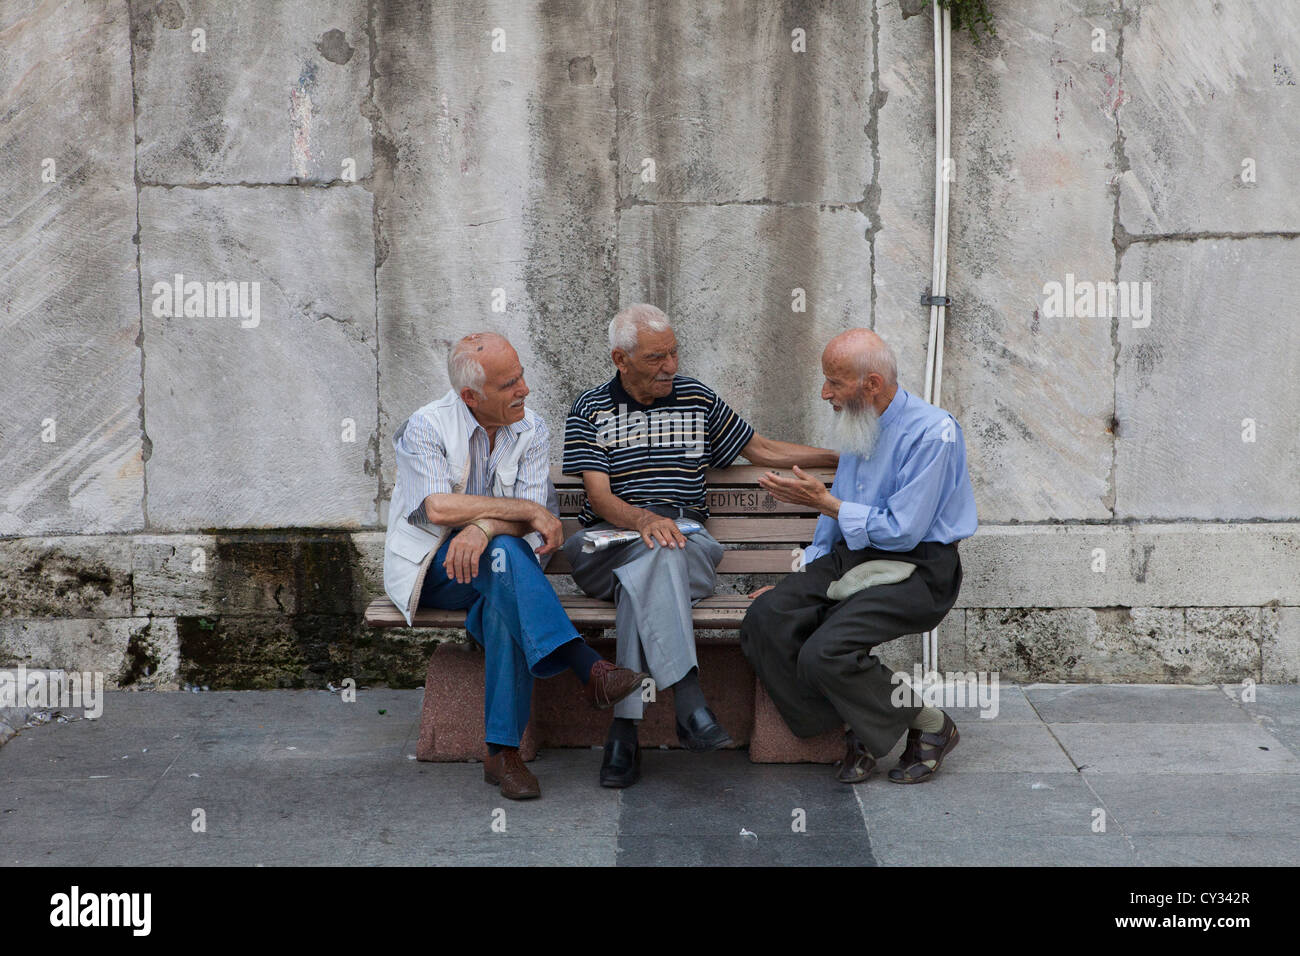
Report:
455,396,532,440
609,371,675,411
878,387,906,429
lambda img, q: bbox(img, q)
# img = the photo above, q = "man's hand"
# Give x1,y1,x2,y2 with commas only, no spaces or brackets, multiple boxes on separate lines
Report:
757,465,837,514
637,513,688,550
527,505,563,555
443,524,489,584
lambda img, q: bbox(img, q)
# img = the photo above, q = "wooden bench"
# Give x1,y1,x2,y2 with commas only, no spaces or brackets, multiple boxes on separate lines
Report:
365,465,845,763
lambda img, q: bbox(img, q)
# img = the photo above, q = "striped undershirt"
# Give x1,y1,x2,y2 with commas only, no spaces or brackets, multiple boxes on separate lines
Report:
562,373,755,526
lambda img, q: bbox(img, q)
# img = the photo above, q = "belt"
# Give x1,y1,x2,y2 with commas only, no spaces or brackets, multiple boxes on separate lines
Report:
643,503,708,523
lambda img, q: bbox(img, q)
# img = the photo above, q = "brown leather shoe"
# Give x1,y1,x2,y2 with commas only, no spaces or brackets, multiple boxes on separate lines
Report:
483,748,541,800
585,660,649,710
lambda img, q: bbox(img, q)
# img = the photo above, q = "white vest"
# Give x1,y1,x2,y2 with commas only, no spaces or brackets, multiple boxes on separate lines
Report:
383,390,543,625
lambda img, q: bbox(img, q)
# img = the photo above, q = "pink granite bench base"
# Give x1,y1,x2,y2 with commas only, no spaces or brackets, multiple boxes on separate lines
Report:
416,639,840,764
747,679,845,763
416,643,539,761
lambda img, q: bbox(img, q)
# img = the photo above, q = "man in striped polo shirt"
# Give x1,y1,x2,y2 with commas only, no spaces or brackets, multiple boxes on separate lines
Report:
562,304,839,788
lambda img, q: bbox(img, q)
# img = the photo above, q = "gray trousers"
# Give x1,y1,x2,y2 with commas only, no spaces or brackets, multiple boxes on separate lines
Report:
740,539,962,758
563,508,724,720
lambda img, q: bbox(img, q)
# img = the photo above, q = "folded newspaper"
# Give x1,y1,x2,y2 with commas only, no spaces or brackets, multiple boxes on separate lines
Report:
581,518,704,553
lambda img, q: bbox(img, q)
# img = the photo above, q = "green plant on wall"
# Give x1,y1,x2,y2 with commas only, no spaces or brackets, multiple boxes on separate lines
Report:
938,0,996,44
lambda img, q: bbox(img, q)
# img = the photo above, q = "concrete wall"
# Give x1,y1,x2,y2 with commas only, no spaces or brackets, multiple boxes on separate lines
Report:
2,0,1297,687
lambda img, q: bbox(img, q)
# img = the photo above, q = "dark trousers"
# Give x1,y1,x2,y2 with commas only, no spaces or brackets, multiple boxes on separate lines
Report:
739,539,962,758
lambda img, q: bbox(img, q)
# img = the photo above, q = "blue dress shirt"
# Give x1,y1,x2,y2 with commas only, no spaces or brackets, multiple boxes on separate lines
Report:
802,387,978,564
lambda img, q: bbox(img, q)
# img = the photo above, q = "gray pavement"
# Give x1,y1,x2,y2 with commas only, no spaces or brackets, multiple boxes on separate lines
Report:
1,684,1298,866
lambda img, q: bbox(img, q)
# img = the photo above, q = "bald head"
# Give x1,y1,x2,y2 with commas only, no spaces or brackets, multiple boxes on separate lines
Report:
820,328,899,422
822,329,898,389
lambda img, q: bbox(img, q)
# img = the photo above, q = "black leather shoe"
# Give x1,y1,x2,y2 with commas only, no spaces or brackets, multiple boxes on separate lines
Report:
599,738,641,788
675,706,734,751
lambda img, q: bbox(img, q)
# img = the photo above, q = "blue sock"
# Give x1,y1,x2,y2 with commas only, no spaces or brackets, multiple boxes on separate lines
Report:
550,638,602,683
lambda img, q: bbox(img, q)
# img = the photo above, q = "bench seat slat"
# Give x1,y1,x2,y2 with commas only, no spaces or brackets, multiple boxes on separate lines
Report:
559,516,815,542
365,594,754,629
557,488,819,516
546,549,798,574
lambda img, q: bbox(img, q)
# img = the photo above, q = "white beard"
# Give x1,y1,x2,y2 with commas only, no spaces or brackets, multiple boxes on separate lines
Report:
829,398,881,459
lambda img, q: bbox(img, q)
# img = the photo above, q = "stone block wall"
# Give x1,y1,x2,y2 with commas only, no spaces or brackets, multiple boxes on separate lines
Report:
2,0,1296,687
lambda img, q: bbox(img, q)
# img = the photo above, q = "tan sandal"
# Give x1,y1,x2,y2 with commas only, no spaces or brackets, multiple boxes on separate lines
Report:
834,730,877,784
887,712,959,784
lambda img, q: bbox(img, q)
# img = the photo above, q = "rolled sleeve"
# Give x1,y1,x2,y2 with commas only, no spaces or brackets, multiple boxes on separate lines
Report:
837,501,876,550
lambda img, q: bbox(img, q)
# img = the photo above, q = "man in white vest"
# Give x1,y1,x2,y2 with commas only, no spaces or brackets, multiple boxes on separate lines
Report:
385,332,646,800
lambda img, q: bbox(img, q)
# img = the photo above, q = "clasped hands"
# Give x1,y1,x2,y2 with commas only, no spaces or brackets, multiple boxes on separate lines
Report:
442,504,562,584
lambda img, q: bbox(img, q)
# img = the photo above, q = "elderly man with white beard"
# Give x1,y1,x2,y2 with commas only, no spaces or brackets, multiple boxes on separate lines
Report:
739,328,978,785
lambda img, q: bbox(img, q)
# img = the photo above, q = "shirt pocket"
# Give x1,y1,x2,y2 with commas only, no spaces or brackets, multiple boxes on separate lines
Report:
389,521,438,564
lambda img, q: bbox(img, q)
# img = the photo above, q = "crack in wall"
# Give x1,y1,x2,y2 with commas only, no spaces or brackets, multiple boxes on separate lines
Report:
364,0,389,524
612,0,621,316
136,179,372,189
616,196,866,210
126,2,150,532
1123,230,1300,243
865,0,883,326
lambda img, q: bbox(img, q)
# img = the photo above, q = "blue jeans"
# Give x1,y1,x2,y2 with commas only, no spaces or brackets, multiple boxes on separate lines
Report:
418,534,580,747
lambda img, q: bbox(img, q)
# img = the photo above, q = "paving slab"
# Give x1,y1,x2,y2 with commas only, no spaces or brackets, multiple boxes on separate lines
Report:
93,769,379,866
350,749,620,866
4,687,1298,865
905,720,1078,774
1130,835,1299,868
0,717,196,782
1024,683,1254,724
617,752,873,866
1234,684,1300,755
0,776,157,867
1082,773,1300,839
1054,722,1300,775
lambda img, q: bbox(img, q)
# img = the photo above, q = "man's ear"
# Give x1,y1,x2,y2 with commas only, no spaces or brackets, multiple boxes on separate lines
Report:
611,349,628,373
460,387,480,409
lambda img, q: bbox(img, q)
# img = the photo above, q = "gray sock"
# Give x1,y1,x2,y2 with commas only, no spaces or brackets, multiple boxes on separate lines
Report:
671,668,707,721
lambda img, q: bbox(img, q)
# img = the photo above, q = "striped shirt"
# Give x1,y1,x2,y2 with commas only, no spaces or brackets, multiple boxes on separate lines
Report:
391,397,556,529
563,374,755,526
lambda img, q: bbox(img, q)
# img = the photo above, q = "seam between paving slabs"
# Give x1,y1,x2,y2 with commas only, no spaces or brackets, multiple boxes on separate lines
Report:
1020,686,1141,861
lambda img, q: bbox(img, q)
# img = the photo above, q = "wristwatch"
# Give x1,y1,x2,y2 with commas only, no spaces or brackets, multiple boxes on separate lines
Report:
470,519,494,541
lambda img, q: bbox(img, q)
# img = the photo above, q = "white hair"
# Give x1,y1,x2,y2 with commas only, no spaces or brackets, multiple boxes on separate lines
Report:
608,303,671,355
854,338,899,387
447,332,507,396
